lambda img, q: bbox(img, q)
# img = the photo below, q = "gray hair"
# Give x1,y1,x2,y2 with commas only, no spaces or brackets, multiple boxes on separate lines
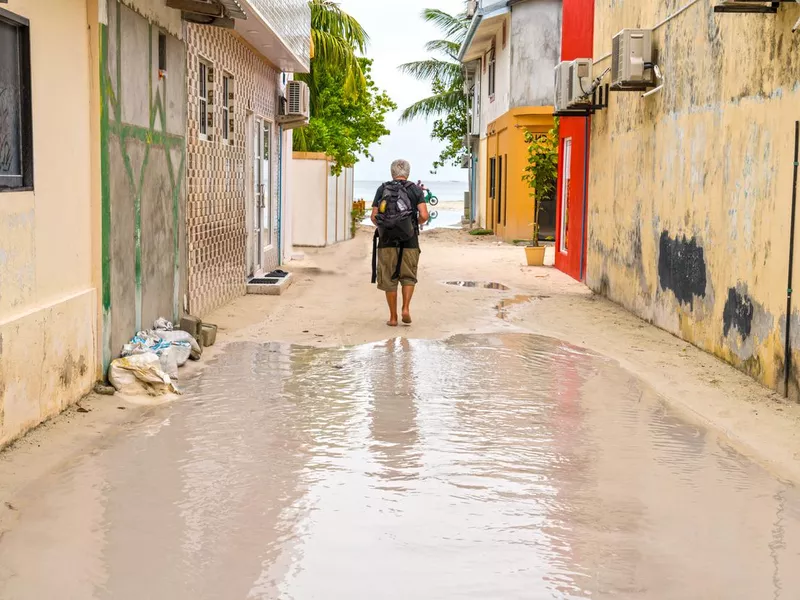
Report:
390,159,411,179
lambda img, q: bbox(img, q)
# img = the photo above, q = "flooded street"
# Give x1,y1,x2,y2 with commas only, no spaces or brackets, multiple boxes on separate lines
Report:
1,334,799,599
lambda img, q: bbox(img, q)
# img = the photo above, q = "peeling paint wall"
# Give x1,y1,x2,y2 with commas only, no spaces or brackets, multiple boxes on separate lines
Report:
509,0,561,108
0,0,96,446
588,1,800,397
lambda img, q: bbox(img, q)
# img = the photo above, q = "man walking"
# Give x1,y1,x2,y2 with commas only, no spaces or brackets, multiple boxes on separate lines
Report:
371,160,429,327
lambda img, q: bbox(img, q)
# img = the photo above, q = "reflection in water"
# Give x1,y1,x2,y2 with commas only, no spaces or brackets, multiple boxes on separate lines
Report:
445,280,510,290
1,334,799,599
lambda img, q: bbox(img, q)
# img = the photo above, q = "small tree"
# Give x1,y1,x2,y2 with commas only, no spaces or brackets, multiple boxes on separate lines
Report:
521,120,559,247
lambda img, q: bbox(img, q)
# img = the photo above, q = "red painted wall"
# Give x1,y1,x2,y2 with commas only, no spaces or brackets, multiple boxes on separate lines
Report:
554,0,594,281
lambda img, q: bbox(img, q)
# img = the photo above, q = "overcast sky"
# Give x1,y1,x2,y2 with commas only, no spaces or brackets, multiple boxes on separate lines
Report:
339,0,466,182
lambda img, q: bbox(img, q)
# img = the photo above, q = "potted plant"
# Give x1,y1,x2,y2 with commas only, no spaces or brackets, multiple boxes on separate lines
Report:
521,120,559,266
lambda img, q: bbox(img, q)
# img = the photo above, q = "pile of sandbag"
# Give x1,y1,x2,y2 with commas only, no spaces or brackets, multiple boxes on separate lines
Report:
108,319,202,396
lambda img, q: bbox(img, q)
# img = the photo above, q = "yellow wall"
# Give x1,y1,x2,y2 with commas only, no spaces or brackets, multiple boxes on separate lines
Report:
588,2,800,397
483,106,555,241
0,0,97,445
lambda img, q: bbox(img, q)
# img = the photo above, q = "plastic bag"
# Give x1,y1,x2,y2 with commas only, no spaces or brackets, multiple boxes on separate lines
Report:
154,317,174,331
122,332,170,357
108,353,181,396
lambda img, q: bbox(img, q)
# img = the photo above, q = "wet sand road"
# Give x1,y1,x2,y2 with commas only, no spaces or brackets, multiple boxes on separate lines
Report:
1,334,799,599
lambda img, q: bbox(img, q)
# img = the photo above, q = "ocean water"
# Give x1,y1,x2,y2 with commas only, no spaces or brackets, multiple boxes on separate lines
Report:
355,180,469,204
358,180,468,230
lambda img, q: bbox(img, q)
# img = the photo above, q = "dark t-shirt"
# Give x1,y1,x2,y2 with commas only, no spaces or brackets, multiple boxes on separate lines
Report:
372,180,426,249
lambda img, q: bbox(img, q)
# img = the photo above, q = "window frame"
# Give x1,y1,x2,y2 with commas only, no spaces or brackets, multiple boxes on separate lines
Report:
488,46,496,101
0,7,33,192
221,72,233,144
198,58,213,141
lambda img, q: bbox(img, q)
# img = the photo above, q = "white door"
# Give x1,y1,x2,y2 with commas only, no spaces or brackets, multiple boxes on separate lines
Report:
252,118,273,271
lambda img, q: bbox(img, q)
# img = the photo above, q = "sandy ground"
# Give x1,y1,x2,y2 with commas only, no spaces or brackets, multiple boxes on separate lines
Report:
2,226,800,509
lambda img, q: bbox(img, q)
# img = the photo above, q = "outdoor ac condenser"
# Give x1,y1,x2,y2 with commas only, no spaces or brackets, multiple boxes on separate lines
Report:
567,59,593,108
553,62,571,113
286,80,310,119
611,29,654,91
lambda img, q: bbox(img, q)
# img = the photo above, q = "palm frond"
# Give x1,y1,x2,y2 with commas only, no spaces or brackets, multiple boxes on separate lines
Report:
424,39,462,60
398,59,462,88
421,8,469,42
311,0,370,54
400,89,466,122
311,29,366,94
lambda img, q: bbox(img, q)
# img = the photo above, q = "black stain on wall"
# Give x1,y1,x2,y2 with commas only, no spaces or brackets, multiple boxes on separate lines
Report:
723,287,754,338
658,232,707,307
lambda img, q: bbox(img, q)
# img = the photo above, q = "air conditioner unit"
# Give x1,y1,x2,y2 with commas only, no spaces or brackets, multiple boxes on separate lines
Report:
611,29,655,91
553,62,571,112
567,59,593,108
285,80,310,118
466,0,479,19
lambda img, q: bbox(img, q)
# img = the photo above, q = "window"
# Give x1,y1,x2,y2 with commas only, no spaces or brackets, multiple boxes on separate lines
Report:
488,47,496,100
502,21,507,49
497,156,503,225
158,32,167,78
221,74,234,143
0,8,33,191
489,156,496,200
198,59,213,140
503,154,508,226
560,138,572,253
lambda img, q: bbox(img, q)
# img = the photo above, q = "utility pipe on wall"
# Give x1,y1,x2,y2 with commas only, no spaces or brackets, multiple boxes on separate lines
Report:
277,124,284,266
784,121,799,397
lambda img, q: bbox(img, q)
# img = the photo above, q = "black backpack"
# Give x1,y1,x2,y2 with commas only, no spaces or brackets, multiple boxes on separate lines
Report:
375,181,418,247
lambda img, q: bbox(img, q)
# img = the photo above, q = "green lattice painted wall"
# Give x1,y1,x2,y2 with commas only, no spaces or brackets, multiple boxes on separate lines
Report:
100,0,187,367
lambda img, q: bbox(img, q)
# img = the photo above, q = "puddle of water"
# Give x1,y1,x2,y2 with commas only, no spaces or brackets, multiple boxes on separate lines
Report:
446,281,509,290
495,294,551,319
2,334,800,599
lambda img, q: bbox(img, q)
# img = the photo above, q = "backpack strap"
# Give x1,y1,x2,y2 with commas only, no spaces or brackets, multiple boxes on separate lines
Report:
371,230,379,284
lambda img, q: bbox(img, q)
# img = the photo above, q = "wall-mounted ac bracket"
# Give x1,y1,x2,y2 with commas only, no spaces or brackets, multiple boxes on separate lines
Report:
554,84,609,118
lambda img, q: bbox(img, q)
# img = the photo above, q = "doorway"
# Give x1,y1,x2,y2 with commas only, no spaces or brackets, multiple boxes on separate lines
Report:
560,138,572,253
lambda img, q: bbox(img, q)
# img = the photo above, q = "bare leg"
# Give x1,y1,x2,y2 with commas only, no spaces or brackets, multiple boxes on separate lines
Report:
401,286,414,324
386,291,398,326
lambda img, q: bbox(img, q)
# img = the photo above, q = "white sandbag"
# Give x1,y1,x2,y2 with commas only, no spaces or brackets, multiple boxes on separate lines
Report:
108,353,181,396
159,347,179,380
170,342,193,367
156,329,202,360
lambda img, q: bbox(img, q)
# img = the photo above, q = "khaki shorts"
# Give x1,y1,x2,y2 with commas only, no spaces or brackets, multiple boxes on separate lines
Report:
377,247,420,292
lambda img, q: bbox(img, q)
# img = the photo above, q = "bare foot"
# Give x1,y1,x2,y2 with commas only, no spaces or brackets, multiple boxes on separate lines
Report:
402,312,412,325
387,319,398,327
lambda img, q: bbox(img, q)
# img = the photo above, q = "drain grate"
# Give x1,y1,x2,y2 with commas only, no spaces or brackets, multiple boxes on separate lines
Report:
249,278,280,285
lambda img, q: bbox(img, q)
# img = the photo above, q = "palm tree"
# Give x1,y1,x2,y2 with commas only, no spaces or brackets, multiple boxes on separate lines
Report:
398,9,469,122
303,0,369,101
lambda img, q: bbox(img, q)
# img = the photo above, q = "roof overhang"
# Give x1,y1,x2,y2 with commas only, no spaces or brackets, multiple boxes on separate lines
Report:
458,2,510,63
235,0,309,73
170,0,309,73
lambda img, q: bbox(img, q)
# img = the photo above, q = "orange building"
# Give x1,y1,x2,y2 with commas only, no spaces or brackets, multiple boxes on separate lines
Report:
459,0,562,243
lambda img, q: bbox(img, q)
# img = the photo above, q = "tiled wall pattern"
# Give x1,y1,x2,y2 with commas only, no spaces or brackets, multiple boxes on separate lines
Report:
186,23,280,318
250,0,311,70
